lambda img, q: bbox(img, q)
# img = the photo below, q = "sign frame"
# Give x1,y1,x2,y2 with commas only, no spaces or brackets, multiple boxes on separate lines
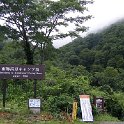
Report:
0,64,45,108
0,64,45,79
93,96,104,112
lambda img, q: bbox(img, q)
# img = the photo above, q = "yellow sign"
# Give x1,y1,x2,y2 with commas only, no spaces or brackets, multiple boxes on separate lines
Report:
72,101,77,120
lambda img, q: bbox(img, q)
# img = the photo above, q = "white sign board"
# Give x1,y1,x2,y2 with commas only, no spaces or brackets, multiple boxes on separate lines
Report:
29,99,41,108
79,95,93,122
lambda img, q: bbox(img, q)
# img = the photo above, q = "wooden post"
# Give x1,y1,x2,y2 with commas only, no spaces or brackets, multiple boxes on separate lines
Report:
34,79,37,98
2,79,7,108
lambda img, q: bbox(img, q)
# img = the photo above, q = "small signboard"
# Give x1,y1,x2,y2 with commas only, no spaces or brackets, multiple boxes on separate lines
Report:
28,98,41,108
28,98,41,114
0,64,45,79
79,95,93,122
94,97,104,112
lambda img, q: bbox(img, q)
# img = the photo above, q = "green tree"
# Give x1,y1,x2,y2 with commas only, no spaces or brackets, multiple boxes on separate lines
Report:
68,54,80,65
0,40,25,64
94,51,107,67
0,0,92,64
79,48,95,70
106,92,124,120
93,67,120,91
41,65,90,113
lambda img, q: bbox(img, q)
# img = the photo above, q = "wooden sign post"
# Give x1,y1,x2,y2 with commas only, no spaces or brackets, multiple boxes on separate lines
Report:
1,79,7,108
0,64,45,108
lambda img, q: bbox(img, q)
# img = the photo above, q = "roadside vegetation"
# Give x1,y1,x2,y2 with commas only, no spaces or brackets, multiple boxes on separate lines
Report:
0,0,124,123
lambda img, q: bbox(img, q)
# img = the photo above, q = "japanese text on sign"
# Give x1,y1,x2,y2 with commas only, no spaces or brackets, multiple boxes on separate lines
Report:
29,99,41,108
0,64,45,79
79,95,93,122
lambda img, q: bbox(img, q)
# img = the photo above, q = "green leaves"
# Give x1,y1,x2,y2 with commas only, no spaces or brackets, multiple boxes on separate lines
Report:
40,65,91,112
0,0,92,64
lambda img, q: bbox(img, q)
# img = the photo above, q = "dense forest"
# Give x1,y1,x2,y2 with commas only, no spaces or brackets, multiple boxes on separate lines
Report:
57,19,124,120
0,0,124,122
0,19,124,121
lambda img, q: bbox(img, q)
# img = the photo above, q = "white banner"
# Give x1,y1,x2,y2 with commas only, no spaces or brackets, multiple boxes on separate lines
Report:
79,95,93,122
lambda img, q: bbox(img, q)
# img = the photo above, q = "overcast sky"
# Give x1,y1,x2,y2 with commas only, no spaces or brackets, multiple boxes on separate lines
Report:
53,0,124,48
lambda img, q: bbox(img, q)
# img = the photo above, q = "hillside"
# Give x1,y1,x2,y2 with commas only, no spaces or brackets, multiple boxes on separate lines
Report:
59,20,124,71
0,18,124,122
1,0,124,123
56,20,124,119
58,19,124,86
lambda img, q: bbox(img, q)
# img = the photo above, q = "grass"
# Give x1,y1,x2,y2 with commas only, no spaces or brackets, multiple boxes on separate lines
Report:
0,102,119,124
0,119,94,124
0,108,95,124
94,113,119,122
0,116,93,124
0,112,118,124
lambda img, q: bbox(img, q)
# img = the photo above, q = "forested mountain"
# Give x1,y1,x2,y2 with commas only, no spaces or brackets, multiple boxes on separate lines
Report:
58,19,124,89
59,19,124,71
2,0,124,123
0,1,124,121
55,20,124,119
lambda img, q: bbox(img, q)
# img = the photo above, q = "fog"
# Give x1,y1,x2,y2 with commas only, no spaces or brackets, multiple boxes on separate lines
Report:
53,0,124,48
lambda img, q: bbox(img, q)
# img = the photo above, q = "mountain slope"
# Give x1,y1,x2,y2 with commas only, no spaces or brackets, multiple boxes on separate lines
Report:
59,20,124,71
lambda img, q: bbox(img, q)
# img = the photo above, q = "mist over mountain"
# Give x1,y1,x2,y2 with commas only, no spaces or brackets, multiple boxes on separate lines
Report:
58,18,124,71
58,18,124,48
53,18,124,48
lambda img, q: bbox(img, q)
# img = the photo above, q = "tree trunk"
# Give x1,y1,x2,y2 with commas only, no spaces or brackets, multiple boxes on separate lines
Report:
22,18,34,65
23,33,34,65
24,41,34,65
